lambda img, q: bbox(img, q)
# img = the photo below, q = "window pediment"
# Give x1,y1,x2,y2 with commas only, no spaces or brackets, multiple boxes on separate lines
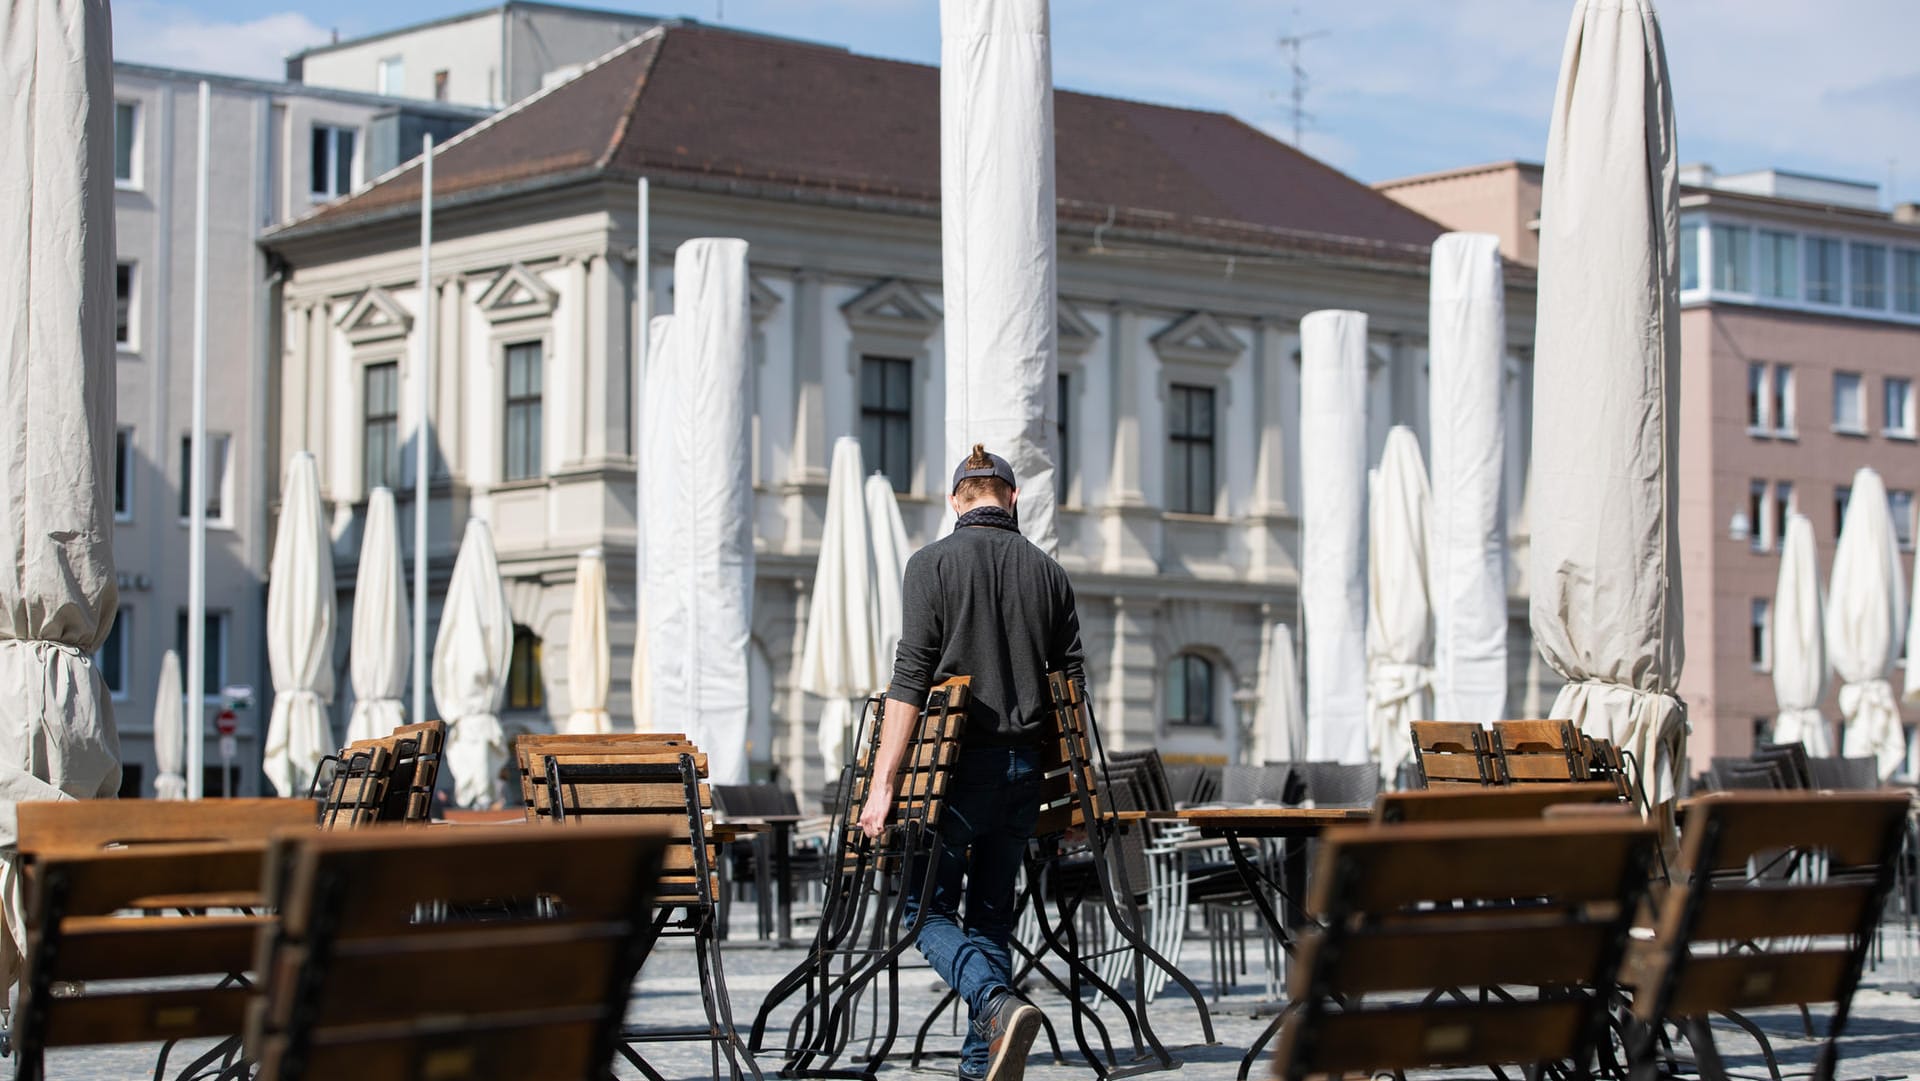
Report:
477,263,559,324
1152,311,1243,368
1057,300,1100,357
842,278,940,339
750,274,782,325
336,286,412,345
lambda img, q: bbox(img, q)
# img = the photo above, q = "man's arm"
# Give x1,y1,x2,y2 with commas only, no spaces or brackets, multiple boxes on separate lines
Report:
856,695,921,839
858,551,940,839
1053,573,1088,692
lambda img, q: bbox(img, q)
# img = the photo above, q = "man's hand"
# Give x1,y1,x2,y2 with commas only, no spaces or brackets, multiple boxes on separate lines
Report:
857,782,894,840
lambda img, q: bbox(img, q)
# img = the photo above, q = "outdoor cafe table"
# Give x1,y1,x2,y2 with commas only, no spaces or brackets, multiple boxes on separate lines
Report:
714,812,821,946
1173,806,1372,1080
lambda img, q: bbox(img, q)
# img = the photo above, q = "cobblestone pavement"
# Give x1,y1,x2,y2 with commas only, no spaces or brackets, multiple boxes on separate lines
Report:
40,908,1920,1080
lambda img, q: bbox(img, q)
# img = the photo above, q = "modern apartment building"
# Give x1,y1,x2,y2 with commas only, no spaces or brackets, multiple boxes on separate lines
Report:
1379,161,1920,769
105,62,483,796
286,1,669,109
260,23,1548,798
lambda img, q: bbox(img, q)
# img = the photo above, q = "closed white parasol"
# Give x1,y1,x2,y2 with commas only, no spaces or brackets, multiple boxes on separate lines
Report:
1826,468,1906,778
1300,310,1370,765
153,650,186,800
264,452,337,797
1529,0,1687,804
1366,427,1434,783
1770,513,1829,754
346,487,409,743
564,550,612,735
433,519,513,808
800,438,880,774
1253,623,1304,765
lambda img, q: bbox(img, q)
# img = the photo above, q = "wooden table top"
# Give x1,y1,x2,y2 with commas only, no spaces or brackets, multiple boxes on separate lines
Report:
1175,806,1370,835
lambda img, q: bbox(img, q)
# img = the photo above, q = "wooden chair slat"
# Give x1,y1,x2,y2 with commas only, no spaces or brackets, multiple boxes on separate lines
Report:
1656,950,1854,1017
43,987,252,1046
1291,920,1613,996
1279,1000,1587,1076
32,843,270,917
1305,819,1659,914
1374,783,1622,823
1681,792,1911,871
260,1017,605,1081
16,799,317,853
1684,881,1881,941
50,916,268,981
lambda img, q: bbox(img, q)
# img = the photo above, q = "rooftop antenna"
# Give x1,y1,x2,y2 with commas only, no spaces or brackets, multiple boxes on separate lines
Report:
1277,25,1327,149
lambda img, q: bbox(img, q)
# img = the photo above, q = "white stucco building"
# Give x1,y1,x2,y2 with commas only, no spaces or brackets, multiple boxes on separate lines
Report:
262,23,1545,798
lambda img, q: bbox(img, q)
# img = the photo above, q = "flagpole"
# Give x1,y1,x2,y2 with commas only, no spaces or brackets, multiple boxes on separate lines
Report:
634,176,649,707
413,135,434,726
186,81,211,799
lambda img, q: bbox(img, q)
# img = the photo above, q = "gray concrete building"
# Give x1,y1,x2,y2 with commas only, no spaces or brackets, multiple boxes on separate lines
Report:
262,23,1546,800
105,62,483,796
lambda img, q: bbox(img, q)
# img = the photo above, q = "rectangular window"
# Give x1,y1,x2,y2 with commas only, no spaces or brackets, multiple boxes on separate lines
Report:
363,361,400,491
1757,230,1798,300
1750,598,1770,670
1885,377,1915,438
114,427,134,522
114,101,137,184
175,609,229,699
1805,237,1843,305
115,262,134,348
1711,223,1752,293
377,56,405,96
1835,486,1852,538
433,70,449,101
1679,219,1701,292
1056,372,1071,505
1772,365,1794,434
1833,371,1864,433
1849,242,1887,310
1167,384,1217,516
1748,480,1769,553
1895,249,1920,315
178,433,232,523
504,342,544,482
1775,481,1793,551
94,608,128,699
1746,362,1767,430
310,124,356,199
1891,489,1916,552
859,355,913,493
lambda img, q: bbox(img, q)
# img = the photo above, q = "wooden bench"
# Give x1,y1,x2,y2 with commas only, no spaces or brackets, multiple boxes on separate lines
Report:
1274,816,1659,1081
512,733,757,1079
1626,791,1912,1081
11,798,320,1081
1373,781,1627,824
245,822,668,1081
1410,720,1506,786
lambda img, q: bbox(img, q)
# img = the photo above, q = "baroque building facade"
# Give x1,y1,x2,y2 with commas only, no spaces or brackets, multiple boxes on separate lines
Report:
264,23,1545,797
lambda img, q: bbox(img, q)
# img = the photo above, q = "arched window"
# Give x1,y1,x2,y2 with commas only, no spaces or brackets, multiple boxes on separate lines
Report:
1164,652,1214,728
506,624,545,710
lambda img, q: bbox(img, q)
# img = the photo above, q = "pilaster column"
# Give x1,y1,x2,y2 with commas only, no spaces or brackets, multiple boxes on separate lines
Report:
788,269,828,487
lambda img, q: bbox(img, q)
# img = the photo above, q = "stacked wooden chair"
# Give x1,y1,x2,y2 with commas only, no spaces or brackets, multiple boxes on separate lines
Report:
1410,720,1507,786
1274,816,1661,1081
1624,791,1912,1081
9,798,319,1081
750,679,970,1080
243,822,667,1081
309,720,447,827
511,730,759,1080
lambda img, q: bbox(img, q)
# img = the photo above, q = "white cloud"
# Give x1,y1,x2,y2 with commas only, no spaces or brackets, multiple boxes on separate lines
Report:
112,1,333,81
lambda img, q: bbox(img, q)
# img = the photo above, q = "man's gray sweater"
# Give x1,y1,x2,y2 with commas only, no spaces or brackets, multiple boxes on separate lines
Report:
884,523,1087,747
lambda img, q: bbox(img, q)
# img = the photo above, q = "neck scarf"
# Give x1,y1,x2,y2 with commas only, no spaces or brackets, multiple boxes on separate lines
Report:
955,505,1019,533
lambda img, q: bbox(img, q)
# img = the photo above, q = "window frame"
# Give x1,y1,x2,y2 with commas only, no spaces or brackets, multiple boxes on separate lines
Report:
94,607,130,701
1832,371,1866,435
115,261,137,351
1885,376,1915,440
1772,364,1795,437
363,360,401,492
377,55,405,96
114,426,135,523
1748,480,1769,554
1835,486,1852,539
1849,241,1888,311
506,624,545,711
1056,371,1073,508
1750,598,1771,671
1805,236,1844,306
113,100,140,188
1166,382,1219,516
1745,361,1768,433
1164,652,1216,729
503,340,545,483
178,431,235,527
1757,229,1799,301
1895,248,1920,316
310,123,358,201
1891,489,1916,553
176,608,230,703
1773,481,1793,554
1710,222,1753,294
858,355,915,495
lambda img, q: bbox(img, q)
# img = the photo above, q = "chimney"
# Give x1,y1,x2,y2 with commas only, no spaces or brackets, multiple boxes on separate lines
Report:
1895,202,1920,225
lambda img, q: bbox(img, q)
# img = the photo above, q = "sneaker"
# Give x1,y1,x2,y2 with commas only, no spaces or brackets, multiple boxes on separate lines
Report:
980,994,1042,1081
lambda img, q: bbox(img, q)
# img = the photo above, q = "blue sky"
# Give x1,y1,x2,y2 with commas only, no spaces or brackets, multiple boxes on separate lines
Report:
113,0,1920,204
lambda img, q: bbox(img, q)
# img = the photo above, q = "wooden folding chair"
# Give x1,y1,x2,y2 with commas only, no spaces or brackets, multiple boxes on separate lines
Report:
10,798,319,1081
1410,720,1506,786
1373,781,1627,824
1624,791,1912,1081
1274,817,1659,1081
310,719,447,827
514,734,757,1080
1493,719,1590,783
245,822,668,1081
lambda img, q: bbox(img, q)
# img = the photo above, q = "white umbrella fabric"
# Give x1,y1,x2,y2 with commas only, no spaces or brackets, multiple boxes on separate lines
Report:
1770,513,1830,754
1826,467,1906,778
630,314,671,734
800,438,881,773
0,0,123,993
1902,534,1920,773
263,452,336,797
642,239,754,785
564,550,612,735
346,487,409,743
1366,427,1434,783
866,472,912,682
1427,232,1508,725
940,0,1059,555
1252,622,1304,765
433,519,513,808
153,650,186,800
1299,309,1370,764
1529,0,1686,804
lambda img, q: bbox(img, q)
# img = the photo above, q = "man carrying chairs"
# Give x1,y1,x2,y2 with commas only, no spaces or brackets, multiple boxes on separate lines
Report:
857,444,1085,1081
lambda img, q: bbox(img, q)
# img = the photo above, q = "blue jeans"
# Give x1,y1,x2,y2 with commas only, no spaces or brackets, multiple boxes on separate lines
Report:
903,745,1041,1075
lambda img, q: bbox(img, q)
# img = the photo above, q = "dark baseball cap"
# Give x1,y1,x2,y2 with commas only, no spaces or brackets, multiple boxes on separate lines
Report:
950,445,1016,494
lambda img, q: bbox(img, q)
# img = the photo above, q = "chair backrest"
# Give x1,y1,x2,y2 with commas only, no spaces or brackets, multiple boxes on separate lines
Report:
849,679,970,836
1632,792,1911,1031
516,735,715,908
247,823,667,1081
1275,817,1658,1081
1750,742,1812,789
1492,720,1589,783
1296,761,1380,808
316,741,394,827
1221,763,1294,806
13,799,321,1064
1410,721,1505,786
1373,782,1626,824
1106,749,1175,811
1708,759,1785,791
1036,672,1102,837
1806,756,1880,791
